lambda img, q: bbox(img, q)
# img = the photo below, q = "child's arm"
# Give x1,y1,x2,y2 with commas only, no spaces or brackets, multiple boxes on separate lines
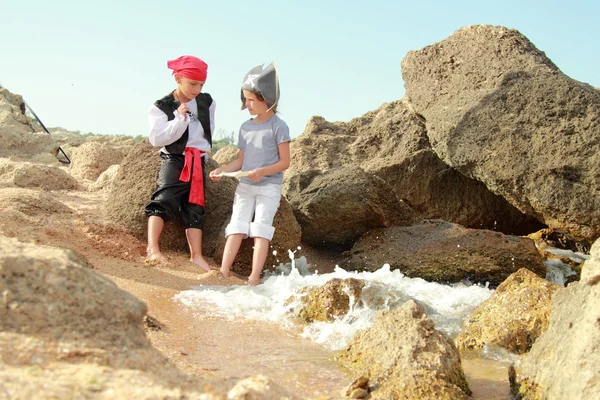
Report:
209,150,244,181
247,141,290,182
148,105,189,147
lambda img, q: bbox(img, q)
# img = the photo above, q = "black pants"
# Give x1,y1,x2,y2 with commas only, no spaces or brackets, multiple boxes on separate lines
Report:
145,153,206,230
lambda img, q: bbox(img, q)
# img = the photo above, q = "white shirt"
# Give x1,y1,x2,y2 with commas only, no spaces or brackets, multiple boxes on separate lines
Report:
148,97,215,154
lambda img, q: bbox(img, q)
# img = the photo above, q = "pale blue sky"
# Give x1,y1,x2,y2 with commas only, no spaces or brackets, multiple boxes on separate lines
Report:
1,0,598,140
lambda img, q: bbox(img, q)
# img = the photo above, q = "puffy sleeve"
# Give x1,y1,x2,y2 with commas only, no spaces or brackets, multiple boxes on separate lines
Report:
148,105,189,147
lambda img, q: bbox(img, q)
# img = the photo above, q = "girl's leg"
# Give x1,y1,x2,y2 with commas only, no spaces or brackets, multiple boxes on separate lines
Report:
221,183,256,277
147,216,168,262
247,184,282,285
186,228,211,272
220,234,245,277
248,237,270,285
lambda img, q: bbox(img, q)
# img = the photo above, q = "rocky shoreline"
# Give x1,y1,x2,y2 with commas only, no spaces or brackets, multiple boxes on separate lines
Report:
1,24,599,399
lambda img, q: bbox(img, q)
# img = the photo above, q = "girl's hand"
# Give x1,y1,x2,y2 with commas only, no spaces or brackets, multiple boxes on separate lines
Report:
247,168,264,182
209,168,222,182
177,103,190,119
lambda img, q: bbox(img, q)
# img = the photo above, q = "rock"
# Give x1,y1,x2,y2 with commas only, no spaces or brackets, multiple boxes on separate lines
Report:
287,100,543,236
0,236,231,398
528,227,591,254
105,141,202,251
0,236,148,350
285,166,417,249
340,219,546,287
509,238,600,399
294,278,365,322
402,24,600,241
69,141,127,181
88,164,120,192
344,375,370,398
227,374,298,399
348,388,369,399
105,141,301,270
0,88,33,130
455,268,560,354
212,144,239,165
0,88,53,158
338,300,471,399
0,159,79,191
0,187,73,216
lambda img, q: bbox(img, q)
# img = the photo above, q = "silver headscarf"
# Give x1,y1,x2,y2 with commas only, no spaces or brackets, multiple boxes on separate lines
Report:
240,63,279,111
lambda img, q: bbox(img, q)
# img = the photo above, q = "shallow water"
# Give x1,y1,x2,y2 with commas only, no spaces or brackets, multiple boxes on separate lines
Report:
462,355,512,399
178,313,352,398
174,253,515,398
176,256,493,349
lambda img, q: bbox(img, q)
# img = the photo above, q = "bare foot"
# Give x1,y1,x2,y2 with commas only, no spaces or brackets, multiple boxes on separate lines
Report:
190,255,211,273
219,267,231,278
247,276,261,286
146,247,168,263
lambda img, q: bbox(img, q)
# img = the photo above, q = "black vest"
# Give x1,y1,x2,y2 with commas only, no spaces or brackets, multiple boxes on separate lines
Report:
154,92,213,154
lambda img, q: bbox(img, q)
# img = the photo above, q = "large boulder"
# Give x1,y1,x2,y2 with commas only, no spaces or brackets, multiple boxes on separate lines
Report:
0,236,147,352
105,141,301,269
340,219,546,287
0,236,235,398
455,268,560,354
338,300,472,399
285,166,417,249
287,100,543,236
402,24,600,241
105,141,225,252
509,238,600,399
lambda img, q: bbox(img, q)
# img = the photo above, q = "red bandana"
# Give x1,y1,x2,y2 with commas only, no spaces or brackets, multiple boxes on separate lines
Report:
167,55,208,82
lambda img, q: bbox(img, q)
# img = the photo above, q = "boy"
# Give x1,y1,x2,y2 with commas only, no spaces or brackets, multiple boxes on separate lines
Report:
144,55,214,272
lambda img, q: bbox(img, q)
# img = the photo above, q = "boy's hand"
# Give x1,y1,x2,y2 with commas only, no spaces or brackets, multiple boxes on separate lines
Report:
209,168,222,182
177,103,190,119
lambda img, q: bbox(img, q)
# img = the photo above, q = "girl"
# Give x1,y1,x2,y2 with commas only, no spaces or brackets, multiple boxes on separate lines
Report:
209,63,291,285
145,55,214,272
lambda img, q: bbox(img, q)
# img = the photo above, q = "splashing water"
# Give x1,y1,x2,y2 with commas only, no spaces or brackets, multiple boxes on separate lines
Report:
544,246,590,286
174,252,493,351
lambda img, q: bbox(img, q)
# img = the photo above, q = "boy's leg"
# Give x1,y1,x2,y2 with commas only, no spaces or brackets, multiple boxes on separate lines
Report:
180,156,212,272
145,154,187,263
147,215,168,262
186,228,211,272
248,237,270,285
220,234,245,277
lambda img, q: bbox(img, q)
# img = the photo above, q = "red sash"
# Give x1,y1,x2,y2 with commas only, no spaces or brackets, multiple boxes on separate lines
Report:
179,147,205,206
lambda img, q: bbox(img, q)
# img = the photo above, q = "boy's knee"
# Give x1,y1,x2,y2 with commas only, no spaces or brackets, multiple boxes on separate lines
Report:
145,204,173,222
180,204,205,229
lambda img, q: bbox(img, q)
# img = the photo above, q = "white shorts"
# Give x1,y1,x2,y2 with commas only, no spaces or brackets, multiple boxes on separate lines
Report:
225,182,282,240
